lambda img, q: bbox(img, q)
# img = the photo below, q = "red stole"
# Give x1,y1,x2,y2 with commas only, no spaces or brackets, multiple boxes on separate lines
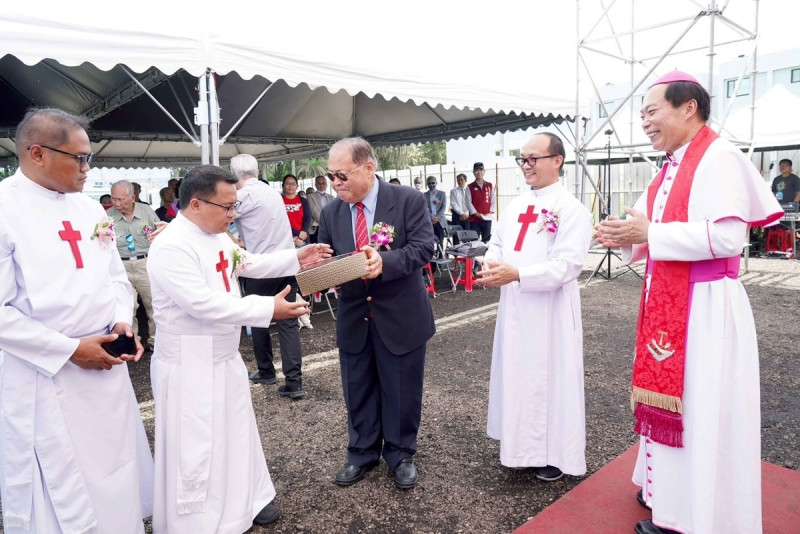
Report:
631,125,719,448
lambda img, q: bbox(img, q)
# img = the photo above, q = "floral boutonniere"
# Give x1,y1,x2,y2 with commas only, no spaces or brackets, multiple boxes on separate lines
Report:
142,225,154,238
90,216,116,247
231,245,252,279
370,222,395,250
537,208,560,235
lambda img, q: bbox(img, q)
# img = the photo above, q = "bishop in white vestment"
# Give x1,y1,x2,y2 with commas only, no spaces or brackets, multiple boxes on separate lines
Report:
595,73,782,534
479,133,592,479
147,166,330,533
0,109,153,534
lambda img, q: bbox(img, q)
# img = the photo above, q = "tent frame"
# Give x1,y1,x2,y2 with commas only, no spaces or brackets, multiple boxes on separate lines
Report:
572,0,761,217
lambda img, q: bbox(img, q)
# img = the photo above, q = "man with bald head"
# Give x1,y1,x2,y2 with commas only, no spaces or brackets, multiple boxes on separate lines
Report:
318,137,435,490
0,108,153,533
595,72,782,534
477,133,592,483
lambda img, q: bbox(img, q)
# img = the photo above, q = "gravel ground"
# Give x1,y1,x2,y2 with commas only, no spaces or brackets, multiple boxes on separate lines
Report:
2,256,798,533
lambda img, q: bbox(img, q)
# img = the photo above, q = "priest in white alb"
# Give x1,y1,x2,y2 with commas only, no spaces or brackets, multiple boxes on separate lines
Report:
595,72,782,534
477,132,592,482
0,108,153,533
147,165,332,533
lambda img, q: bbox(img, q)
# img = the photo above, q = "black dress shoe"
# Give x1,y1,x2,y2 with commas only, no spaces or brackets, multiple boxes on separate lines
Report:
534,465,563,482
392,458,418,489
253,503,280,525
335,461,378,486
278,384,305,399
248,370,277,385
634,520,680,534
636,490,651,510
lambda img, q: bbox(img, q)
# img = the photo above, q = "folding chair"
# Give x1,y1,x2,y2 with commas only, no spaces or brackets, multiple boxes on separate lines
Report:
441,224,462,249
447,230,487,292
429,237,456,294
311,287,338,319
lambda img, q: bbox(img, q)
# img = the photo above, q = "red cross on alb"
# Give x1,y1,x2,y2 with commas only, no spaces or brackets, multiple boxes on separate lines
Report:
514,205,539,251
59,221,84,268
216,250,231,292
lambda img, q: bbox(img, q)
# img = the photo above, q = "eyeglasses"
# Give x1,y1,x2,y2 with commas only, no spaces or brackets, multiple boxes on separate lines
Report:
125,234,135,252
199,198,241,216
28,145,94,167
515,155,558,167
326,162,365,182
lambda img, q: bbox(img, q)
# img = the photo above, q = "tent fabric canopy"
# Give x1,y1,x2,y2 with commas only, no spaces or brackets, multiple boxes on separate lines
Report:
0,6,575,168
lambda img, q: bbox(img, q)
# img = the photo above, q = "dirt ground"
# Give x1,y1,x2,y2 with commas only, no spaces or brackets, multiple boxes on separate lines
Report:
2,257,798,533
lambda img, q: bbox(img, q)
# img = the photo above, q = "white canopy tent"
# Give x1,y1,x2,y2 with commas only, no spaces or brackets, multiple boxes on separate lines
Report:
0,1,579,168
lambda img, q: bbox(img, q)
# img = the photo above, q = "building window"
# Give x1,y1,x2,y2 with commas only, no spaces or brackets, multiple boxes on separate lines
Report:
792,68,800,83
598,101,616,118
509,149,520,158
725,77,751,98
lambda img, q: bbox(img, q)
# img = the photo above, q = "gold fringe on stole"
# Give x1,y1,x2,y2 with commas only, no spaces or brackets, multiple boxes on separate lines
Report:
630,386,683,414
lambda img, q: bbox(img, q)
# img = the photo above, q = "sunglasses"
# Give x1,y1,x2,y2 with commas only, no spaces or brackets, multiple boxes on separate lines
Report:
326,162,366,182
28,144,94,167
125,234,135,252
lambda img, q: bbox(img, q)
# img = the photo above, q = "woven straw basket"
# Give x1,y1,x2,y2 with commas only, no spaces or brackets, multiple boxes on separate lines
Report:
296,251,369,296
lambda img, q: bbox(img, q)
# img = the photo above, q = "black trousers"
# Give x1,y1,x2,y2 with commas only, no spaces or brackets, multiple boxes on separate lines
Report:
244,276,303,387
339,319,426,472
472,219,492,243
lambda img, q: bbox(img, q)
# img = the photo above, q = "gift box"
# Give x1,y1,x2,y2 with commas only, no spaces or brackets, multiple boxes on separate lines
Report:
296,251,369,296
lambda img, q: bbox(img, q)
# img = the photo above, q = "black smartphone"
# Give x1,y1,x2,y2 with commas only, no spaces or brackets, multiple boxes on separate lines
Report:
103,335,137,357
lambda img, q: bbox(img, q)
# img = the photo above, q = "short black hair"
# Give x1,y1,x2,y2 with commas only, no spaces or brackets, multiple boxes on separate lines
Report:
456,173,467,181
779,158,792,167
179,165,238,209
15,107,90,153
664,81,711,122
537,132,566,171
282,174,298,186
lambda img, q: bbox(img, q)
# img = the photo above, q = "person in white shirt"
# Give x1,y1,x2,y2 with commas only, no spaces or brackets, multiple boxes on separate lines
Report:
0,107,153,534
147,164,331,533
449,173,476,243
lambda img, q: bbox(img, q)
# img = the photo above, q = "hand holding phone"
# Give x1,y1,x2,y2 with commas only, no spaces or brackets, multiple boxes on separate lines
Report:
102,335,137,358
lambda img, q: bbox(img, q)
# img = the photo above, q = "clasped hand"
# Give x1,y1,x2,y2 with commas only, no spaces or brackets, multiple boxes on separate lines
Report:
593,207,649,248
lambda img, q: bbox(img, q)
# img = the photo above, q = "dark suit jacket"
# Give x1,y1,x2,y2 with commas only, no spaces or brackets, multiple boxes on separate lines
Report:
318,181,436,355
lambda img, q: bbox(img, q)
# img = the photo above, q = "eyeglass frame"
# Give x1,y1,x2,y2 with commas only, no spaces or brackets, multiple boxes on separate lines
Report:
27,144,94,167
515,154,559,167
326,162,366,182
198,198,242,216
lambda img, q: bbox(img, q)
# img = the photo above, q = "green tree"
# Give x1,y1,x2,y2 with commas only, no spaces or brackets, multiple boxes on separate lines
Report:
412,141,446,166
294,157,327,180
375,145,413,171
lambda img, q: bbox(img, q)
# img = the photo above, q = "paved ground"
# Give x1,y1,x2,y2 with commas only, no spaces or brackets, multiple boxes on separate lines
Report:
1,255,798,533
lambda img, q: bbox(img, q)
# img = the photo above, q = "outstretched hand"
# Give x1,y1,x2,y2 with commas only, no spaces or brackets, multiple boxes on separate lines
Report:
297,243,333,266
272,285,310,320
476,259,518,287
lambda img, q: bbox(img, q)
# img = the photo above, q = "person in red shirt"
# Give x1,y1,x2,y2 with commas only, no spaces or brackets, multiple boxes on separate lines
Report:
467,162,496,242
282,174,312,247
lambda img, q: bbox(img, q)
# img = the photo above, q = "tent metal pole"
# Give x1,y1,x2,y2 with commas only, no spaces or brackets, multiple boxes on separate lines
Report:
208,71,220,166
198,73,209,164
120,66,199,146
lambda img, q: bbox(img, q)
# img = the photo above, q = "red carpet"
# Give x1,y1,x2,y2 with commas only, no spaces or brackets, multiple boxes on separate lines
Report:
514,445,800,534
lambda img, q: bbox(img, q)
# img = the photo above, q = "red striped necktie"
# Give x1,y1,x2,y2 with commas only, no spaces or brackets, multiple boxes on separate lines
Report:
355,202,369,249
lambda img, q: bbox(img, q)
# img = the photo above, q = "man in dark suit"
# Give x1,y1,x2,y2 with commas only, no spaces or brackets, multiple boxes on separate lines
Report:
318,137,435,490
